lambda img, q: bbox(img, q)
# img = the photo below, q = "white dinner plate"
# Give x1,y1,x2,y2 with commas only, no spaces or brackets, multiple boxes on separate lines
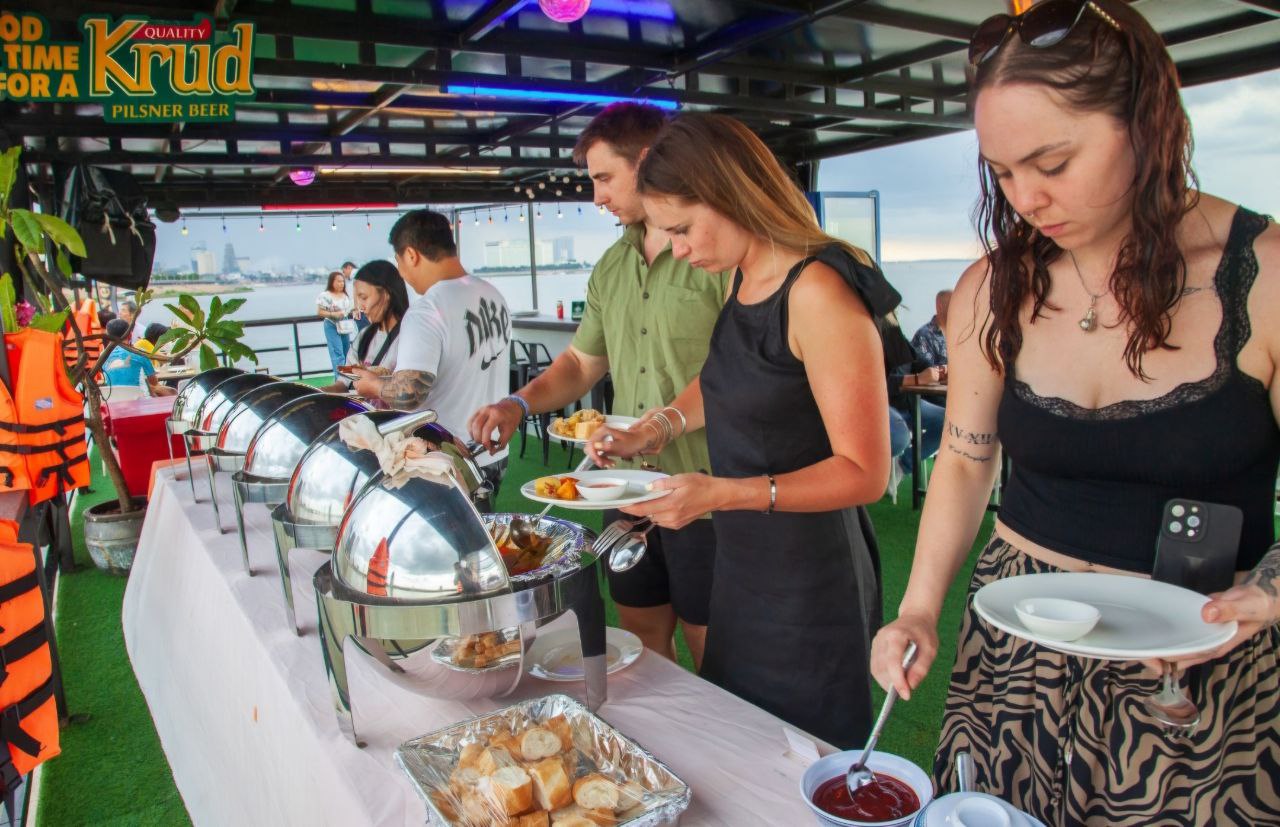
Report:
526,627,643,681
520,469,670,511
546,414,639,445
973,573,1237,661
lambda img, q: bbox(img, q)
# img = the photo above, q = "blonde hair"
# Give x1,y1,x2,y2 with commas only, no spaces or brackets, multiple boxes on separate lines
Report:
636,113,873,267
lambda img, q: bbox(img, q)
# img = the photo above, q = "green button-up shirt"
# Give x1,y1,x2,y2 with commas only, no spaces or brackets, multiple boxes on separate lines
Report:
572,223,729,476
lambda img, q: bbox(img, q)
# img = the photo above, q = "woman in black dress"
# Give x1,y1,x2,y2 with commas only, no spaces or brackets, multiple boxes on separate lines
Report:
587,113,893,748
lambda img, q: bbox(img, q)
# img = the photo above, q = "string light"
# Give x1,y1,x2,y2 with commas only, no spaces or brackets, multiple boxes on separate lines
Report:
518,208,526,223
295,214,301,232
556,206,563,219
473,214,480,226
561,176,570,184
488,208,493,224
330,213,337,231
577,205,583,215
503,208,509,223
181,217,188,236
221,217,227,233
598,204,606,214
457,217,463,229
538,181,546,190
258,216,264,232
513,184,522,193
555,188,563,197
536,206,542,219
575,184,583,193
365,213,371,230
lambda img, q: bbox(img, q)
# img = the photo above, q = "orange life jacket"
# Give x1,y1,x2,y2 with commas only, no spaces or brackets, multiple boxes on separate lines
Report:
0,540,60,800
0,328,90,505
62,298,103,372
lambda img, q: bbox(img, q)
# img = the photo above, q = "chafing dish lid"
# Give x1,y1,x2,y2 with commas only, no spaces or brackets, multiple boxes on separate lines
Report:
193,372,277,433
216,382,313,454
172,367,242,426
243,393,370,481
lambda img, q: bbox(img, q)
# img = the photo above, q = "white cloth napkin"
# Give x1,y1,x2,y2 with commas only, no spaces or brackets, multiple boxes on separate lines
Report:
338,414,458,489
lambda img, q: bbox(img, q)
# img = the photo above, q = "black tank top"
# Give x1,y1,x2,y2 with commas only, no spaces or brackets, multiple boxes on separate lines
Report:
997,207,1278,572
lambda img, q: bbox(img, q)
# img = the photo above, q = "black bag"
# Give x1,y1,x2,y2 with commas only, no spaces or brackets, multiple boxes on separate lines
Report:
62,165,155,290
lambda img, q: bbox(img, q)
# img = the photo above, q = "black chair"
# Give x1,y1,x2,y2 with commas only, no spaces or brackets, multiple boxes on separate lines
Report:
509,339,546,460
519,342,572,466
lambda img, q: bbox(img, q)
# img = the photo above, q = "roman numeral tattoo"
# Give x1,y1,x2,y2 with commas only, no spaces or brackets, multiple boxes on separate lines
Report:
381,369,435,411
944,420,998,463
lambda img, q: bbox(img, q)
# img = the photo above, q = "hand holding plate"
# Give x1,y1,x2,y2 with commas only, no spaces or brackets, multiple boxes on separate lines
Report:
620,472,717,530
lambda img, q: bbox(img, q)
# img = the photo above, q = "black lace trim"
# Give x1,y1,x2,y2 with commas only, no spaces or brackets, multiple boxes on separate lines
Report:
1010,207,1271,421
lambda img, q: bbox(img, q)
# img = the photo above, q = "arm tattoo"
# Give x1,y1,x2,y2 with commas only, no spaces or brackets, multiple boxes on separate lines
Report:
944,420,997,464
380,369,435,411
1244,542,1280,599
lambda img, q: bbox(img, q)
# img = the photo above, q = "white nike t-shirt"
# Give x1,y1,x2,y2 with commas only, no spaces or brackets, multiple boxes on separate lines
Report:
396,275,511,462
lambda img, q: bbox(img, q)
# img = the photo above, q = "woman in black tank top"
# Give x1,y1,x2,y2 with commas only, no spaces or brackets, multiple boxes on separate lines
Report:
319,260,408,405
870,3,1280,823
586,114,895,747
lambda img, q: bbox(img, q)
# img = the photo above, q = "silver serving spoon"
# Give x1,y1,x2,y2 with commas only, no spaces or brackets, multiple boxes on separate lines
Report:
1142,664,1200,730
608,519,655,572
510,454,594,548
847,641,919,795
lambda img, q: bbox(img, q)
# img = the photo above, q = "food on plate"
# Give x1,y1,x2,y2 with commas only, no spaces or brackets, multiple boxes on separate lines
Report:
431,712,654,827
534,476,580,501
550,409,605,439
451,632,522,669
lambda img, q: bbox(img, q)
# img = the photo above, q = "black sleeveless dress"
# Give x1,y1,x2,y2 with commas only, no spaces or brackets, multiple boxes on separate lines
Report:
698,255,883,749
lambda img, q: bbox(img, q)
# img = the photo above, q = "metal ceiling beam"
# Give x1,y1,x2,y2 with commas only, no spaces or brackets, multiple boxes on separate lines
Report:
458,0,524,44
1176,42,1280,86
1161,11,1278,47
755,0,974,41
832,40,964,84
21,149,577,171
1235,1,1280,16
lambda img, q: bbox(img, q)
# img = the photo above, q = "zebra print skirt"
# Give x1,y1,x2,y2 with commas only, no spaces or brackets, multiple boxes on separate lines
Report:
934,536,1280,826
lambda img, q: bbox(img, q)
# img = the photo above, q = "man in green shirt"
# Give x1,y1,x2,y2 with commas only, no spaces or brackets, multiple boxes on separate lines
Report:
469,103,727,669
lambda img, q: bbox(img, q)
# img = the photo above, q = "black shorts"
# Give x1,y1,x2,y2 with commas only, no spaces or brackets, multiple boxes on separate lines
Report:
603,511,716,626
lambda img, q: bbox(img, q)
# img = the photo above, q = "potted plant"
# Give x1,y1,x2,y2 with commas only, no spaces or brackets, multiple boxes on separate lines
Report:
0,147,256,573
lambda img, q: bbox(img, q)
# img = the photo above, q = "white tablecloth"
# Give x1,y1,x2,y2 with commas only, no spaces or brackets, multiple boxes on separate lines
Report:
122,466,828,825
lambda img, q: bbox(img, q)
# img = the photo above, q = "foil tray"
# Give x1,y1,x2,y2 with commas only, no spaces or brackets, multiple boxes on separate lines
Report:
396,694,691,826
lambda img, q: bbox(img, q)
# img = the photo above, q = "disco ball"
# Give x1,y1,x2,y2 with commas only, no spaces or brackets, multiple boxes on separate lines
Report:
538,0,590,24
289,168,316,186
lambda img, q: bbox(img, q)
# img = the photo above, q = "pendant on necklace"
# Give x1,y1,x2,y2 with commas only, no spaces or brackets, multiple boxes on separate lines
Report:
1079,306,1098,332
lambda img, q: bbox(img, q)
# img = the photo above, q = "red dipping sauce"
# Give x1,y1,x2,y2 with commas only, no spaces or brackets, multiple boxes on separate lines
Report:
813,773,921,823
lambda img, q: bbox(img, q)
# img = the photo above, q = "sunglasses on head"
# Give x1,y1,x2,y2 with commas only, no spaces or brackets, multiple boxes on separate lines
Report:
968,0,1122,67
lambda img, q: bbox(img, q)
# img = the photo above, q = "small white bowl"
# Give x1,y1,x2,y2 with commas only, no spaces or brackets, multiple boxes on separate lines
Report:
800,750,933,827
573,477,627,501
1013,597,1100,642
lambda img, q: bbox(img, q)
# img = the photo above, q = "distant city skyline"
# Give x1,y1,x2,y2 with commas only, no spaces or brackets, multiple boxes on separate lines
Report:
152,68,1279,272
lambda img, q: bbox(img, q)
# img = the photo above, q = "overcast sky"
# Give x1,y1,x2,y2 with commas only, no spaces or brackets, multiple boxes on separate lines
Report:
156,68,1280,271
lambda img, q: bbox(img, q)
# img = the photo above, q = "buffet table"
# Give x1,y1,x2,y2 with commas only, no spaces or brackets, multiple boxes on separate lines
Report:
123,465,826,825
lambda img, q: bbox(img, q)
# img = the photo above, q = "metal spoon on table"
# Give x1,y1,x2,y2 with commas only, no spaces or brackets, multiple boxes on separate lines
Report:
847,641,919,794
510,453,594,548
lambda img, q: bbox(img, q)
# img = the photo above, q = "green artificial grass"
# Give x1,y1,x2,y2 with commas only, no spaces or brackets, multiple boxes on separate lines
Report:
38,434,984,825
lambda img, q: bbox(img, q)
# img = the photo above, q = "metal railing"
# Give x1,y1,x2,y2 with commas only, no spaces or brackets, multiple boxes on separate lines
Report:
223,315,334,380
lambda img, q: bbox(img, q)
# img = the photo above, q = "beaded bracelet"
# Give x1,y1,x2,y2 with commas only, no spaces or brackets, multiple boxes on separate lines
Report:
503,394,530,418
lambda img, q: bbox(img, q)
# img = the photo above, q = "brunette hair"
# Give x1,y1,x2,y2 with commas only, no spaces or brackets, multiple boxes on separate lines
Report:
325,270,346,292
635,113,872,267
572,103,668,167
352,260,410,362
972,0,1198,378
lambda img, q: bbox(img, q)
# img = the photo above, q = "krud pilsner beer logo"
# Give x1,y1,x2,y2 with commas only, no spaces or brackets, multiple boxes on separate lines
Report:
0,11,256,122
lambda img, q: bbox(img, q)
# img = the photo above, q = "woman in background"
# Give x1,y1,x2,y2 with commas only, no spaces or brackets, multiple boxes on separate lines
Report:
316,269,354,379
320,261,409,407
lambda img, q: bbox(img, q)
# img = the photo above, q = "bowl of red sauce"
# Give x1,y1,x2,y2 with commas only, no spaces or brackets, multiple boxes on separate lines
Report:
800,750,932,826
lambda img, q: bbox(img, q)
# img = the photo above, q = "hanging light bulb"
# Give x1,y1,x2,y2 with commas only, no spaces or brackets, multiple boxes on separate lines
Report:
221,217,227,233
518,209,526,223
504,208,509,223
457,217,463,229
365,213,371,230
258,216,265,233
575,184,583,193
295,214,302,232
181,217,189,236
513,184,522,193
536,206,542,219
473,214,480,226
538,181,546,190
556,206,563,219
577,205,583,215
555,188,563,197
330,214,337,231
561,176,570,184
598,204,606,214
527,189,535,199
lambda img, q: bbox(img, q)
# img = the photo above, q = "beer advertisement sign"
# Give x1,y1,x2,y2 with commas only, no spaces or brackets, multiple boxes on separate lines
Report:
0,11,256,122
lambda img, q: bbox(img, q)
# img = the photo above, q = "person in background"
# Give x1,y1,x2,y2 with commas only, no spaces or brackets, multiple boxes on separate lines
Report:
468,102,727,668
101,319,174,397
911,289,951,368
373,210,511,489
870,2,1280,822
343,261,370,332
888,329,946,475
320,260,409,405
135,322,169,367
97,309,116,330
118,299,139,340
589,112,891,748
316,270,354,380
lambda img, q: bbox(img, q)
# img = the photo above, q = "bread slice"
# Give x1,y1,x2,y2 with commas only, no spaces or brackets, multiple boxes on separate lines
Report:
519,726,563,761
457,742,485,770
543,715,574,752
528,756,573,811
483,765,534,816
512,812,550,827
477,745,518,776
572,775,620,811
550,804,615,826
574,420,600,440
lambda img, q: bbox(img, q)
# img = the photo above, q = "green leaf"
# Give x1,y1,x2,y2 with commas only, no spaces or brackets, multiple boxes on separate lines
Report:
199,343,218,371
207,295,224,324
231,342,259,364
0,147,19,211
32,213,87,257
29,310,68,333
164,302,196,326
8,209,42,253
55,249,72,278
0,274,16,332
153,327,190,352
219,298,247,316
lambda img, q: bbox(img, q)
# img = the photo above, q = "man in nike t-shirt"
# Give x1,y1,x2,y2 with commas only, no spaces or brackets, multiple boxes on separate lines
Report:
360,209,512,481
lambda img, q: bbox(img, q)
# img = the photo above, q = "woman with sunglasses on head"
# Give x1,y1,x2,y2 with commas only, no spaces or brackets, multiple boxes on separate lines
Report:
319,261,410,407
870,1,1280,822
586,112,894,748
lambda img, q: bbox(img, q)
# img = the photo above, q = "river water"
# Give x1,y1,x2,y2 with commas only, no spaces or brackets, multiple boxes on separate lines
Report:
136,259,969,377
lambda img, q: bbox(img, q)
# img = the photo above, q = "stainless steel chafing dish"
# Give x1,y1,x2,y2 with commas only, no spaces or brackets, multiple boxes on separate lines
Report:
270,410,492,634
229,392,370,575
314,470,607,744
165,367,243,494
182,372,278,501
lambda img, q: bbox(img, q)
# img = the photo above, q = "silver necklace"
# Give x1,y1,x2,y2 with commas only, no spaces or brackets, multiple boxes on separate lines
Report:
1068,251,1109,332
